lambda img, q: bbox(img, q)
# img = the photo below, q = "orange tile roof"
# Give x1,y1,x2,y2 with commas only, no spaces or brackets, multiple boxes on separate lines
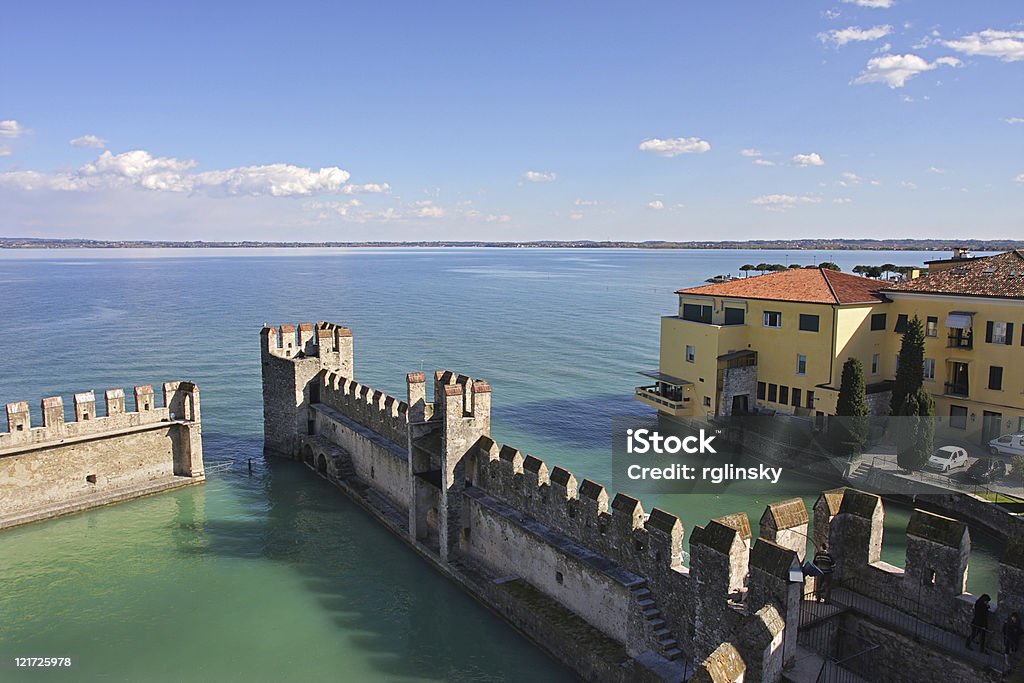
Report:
676,268,886,305
882,250,1024,299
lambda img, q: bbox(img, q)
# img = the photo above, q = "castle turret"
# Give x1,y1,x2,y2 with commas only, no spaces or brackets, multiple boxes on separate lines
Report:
260,322,354,457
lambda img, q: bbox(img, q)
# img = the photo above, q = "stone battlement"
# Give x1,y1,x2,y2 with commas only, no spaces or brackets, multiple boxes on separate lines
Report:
1,381,200,451
318,371,408,446
261,321,353,360
1,380,204,531
261,321,1010,683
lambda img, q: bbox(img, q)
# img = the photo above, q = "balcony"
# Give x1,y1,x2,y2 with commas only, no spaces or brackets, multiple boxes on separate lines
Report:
635,385,693,416
943,382,970,398
947,331,973,350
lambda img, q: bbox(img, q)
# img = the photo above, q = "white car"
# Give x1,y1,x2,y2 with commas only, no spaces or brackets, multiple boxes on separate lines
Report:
989,433,1024,457
925,446,969,473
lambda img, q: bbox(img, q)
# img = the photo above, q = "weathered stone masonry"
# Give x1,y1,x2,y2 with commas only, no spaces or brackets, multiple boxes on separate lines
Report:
262,321,1020,683
1,381,204,530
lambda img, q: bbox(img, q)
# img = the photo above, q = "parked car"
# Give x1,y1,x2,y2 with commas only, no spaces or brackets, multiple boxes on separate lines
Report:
966,457,1007,484
925,446,969,473
989,433,1024,457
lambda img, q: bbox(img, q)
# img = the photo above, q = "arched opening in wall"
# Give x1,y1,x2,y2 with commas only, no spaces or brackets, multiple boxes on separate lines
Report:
302,444,314,466
317,453,327,474
184,393,194,421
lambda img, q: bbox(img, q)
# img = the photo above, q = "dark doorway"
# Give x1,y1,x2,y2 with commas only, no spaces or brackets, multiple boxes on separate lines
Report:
982,411,1003,444
731,394,749,415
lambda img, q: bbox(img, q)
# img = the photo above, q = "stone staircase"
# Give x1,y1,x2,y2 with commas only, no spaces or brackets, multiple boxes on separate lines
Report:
631,580,684,662
845,461,871,486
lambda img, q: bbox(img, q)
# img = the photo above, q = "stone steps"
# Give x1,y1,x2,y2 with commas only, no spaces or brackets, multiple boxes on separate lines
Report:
631,582,685,663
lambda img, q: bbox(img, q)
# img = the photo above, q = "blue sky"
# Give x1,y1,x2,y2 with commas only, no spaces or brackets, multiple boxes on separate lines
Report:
1,1,1022,241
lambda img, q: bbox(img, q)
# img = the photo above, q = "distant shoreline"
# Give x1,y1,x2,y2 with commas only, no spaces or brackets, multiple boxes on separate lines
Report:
1,238,1021,251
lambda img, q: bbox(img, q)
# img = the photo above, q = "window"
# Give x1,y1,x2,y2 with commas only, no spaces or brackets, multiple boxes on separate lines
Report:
989,366,1004,391
757,382,766,400
796,354,807,375
895,355,900,374
556,571,564,585
768,384,778,402
763,311,782,328
806,390,815,409
986,321,1014,345
792,388,802,407
926,316,938,337
683,303,713,323
949,405,968,430
703,396,712,407
86,474,97,484
779,386,789,405
686,345,696,363
799,314,820,332
724,307,745,325
924,358,936,381
871,313,887,331
895,314,909,334
871,354,880,375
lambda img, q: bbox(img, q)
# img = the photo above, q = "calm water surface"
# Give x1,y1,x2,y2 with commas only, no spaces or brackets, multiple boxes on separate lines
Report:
0,248,1001,681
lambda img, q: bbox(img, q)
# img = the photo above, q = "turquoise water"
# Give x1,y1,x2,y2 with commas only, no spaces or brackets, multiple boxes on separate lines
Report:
0,248,1001,681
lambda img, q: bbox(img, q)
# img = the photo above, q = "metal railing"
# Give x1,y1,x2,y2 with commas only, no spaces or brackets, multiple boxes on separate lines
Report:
947,333,973,350
866,453,1024,503
944,381,970,397
634,385,690,410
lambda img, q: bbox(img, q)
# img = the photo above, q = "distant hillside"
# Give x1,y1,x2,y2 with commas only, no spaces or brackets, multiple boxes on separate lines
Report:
1,237,1022,251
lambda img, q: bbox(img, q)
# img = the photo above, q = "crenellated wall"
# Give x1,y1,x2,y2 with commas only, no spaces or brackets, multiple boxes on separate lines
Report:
1,382,204,530
261,321,1009,683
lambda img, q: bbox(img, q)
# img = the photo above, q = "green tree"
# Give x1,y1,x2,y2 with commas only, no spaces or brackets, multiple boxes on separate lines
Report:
819,262,841,271
880,263,897,280
896,389,935,472
769,263,787,271
831,358,870,457
755,262,771,274
891,315,926,415
788,263,802,269
740,264,755,277
853,265,868,275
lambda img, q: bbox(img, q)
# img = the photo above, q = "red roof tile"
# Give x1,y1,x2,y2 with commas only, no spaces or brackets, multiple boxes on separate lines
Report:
676,268,886,305
882,250,1024,299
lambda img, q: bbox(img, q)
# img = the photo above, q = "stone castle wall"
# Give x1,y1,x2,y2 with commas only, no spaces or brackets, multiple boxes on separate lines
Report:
1,382,204,530
261,321,1013,683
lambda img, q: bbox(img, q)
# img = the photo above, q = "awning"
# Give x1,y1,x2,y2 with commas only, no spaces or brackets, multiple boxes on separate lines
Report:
945,313,973,330
638,370,693,386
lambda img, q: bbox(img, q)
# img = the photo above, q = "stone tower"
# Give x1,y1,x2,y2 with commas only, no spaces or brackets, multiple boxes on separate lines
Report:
260,322,353,457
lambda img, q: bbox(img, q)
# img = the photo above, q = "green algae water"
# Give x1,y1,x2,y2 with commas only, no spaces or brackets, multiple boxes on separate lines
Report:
0,248,1002,682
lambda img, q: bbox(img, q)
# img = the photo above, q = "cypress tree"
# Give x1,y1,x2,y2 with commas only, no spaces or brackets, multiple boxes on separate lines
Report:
831,358,869,456
896,388,936,471
891,315,926,415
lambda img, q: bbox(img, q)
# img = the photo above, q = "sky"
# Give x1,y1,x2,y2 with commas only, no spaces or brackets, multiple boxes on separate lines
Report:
1,1,1022,242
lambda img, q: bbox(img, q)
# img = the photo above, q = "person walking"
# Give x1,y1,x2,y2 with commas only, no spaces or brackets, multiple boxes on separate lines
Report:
1004,611,1022,668
813,543,836,603
966,594,992,652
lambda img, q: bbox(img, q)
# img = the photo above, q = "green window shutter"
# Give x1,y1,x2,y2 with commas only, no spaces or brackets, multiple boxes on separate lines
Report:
986,321,994,343
1006,323,1015,346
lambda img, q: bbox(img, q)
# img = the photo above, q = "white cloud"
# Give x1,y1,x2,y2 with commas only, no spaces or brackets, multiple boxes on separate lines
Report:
0,120,27,139
569,212,584,221
899,180,918,190
0,149,371,198
522,170,556,183
842,0,894,7
852,53,961,88
1005,118,1024,125
792,152,825,167
750,194,822,211
833,197,854,204
0,145,11,157
740,148,762,157
1016,173,1024,184
70,134,107,149
874,42,892,54
927,166,947,174
339,183,391,194
574,199,598,207
836,171,861,187
819,25,893,47
638,137,711,157
823,9,842,20
944,30,1024,62
753,159,776,167
647,200,664,210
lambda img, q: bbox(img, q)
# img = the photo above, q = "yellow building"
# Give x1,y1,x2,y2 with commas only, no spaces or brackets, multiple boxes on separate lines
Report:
636,250,1024,445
